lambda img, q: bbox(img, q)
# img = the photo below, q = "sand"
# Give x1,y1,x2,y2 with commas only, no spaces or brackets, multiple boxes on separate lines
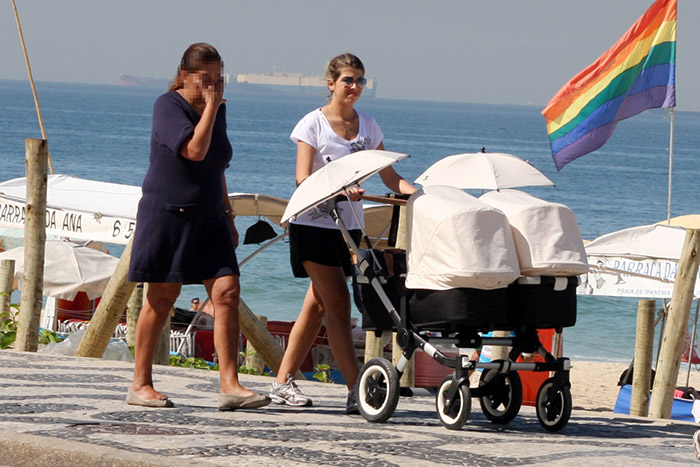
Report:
570,360,700,413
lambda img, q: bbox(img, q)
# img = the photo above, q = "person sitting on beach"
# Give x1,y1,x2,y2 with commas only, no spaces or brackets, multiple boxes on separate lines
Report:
190,297,200,311
127,42,270,411
192,298,215,329
269,53,416,413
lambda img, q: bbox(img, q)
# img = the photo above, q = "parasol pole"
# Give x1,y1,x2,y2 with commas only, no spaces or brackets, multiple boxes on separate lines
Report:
666,107,674,224
11,0,54,175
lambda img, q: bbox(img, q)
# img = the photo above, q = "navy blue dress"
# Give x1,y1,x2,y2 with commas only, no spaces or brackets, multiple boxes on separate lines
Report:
128,91,239,284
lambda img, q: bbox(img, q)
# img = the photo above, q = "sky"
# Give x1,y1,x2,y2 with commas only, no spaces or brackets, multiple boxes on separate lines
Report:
2,0,699,111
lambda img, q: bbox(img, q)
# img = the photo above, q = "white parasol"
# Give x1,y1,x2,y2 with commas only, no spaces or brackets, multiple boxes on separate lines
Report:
281,149,409,224
0,240,119,300
414,151,554,190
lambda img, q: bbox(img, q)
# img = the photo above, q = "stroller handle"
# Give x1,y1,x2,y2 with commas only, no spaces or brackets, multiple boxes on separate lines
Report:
361,194,408,206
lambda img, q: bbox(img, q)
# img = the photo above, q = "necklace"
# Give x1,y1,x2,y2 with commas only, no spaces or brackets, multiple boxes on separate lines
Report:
340,116,357,138
332,113,360,140
323,107,358,140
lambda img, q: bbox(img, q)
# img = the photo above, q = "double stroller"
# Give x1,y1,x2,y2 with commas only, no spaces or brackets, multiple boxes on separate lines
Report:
344,185,588,432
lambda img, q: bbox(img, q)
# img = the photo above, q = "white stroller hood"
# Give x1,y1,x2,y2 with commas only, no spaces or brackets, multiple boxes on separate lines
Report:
480,189,588,276
405,185,520,290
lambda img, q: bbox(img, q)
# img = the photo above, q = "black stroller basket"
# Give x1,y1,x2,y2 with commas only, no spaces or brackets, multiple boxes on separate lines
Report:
353,248,407,333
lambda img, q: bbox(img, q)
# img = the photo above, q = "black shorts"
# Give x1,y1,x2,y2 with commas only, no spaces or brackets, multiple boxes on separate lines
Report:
289,223,362,278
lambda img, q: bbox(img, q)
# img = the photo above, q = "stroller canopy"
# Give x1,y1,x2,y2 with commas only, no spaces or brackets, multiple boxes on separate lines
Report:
405,185,520,291
480,189,588,276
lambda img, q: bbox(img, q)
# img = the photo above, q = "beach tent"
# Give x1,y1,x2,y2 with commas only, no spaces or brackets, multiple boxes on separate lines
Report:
0,175,141,245
579,220,700,386
0,174,395,247
578,223,700,299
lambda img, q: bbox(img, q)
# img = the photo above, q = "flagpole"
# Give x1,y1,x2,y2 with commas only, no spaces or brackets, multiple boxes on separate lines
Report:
666,107,675,224
11,0,54,175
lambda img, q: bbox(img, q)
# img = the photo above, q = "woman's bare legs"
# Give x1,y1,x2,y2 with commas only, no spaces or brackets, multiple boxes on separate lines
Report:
274,284,325,384
302,262,359,389
130,282,181,401
203,274,257,396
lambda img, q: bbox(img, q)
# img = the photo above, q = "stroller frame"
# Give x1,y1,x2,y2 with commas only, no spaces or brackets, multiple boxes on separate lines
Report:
329,196,573,432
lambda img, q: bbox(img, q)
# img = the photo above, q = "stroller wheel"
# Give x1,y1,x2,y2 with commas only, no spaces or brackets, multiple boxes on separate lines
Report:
478,363,522,424
357,358,400,423
535,377,572,432
436,375,471,430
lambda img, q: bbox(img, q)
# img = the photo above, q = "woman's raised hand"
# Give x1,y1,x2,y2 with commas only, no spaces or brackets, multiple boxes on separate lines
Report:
203,78,225,108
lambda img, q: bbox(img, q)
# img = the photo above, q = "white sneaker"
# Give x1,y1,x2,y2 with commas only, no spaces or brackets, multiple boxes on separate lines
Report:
269,375,313,407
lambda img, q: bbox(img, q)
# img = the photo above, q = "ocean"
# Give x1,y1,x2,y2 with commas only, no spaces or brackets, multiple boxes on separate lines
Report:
2,79,700,364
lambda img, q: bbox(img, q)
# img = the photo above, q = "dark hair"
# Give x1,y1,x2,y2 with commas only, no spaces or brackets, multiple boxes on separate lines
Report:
168,43,222,92
191,297,200,303
326,53,365,82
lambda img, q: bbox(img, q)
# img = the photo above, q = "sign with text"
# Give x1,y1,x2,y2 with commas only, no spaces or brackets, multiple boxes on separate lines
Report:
578,254,700,298
0,196,135,245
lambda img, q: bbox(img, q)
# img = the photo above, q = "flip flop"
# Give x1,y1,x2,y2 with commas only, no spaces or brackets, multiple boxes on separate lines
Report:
218,392,271,411
126,388,174,408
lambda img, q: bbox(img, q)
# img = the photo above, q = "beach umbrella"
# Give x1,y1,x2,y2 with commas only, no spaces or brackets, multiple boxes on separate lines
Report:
656,214,700,230
228,193,289,245
281,149,409,224
414,151,554,190
228,192,289,226
0,240,119,300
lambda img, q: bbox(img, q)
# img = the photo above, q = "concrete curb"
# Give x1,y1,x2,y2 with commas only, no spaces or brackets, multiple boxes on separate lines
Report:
0,430,201,467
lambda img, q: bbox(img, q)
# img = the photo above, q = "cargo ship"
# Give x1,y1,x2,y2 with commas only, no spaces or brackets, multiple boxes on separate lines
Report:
119,72,376,98
235,72,376,98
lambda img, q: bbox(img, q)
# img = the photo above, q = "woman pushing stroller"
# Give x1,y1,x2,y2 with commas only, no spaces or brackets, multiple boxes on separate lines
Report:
269,53,416,412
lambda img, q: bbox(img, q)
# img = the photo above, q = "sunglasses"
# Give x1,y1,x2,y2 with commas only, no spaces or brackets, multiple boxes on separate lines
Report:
340,76,367,88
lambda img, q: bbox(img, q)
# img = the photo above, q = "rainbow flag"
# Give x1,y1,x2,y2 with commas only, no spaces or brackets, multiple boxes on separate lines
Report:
542,0,676,170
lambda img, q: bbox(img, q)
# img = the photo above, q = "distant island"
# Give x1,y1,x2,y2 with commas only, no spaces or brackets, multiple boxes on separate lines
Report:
119,74,170,88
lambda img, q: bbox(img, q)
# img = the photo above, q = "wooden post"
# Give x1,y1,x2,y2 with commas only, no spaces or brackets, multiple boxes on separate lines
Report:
245,315,268,373
238,298,303,379
15,139,48,352
553,332,564,358
392,332,414,387
685,300,700,387
365,330,386,362
125,284,143,348
649,229,700,419
154,310,170,365
1,259,15,316
490,330,512,361
630,299,656,417
395,205,407,251
74,238,136,358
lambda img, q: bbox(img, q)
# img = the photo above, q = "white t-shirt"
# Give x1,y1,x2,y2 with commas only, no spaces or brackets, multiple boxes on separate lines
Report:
290,108,384,230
